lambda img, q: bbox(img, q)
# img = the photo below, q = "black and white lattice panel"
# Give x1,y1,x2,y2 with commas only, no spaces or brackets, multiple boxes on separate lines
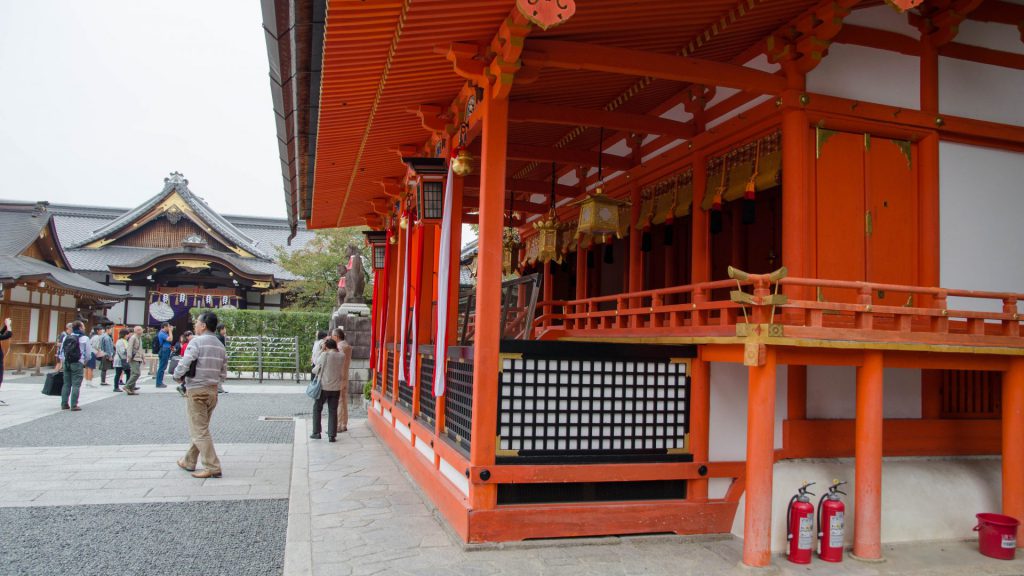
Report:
498,357,688,456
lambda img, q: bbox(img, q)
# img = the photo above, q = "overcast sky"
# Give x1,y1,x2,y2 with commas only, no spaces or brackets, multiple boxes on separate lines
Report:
0,1,284,219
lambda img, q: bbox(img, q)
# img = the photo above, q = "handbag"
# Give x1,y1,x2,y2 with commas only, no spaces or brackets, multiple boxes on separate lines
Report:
305,377,322,400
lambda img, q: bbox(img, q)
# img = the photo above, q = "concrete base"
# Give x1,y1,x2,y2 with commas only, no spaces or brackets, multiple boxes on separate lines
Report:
731,457,1002,553
849,550,887,563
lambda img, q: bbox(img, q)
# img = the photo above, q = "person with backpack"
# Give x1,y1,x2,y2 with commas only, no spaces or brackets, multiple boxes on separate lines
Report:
95,326,114,386
61,321,91,411
124,325,145,395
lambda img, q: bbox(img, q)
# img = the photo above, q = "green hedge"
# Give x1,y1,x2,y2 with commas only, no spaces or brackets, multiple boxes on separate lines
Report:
192,308,331,373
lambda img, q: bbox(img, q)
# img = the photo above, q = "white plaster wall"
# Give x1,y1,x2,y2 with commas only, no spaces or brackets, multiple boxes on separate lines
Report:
807,366,921,420
126,300,147,326
731,457,1001,552
128,285,147,297
60,295,75,308
11,286,29,303
807,44,919,110
28,308,39,341
940,58,1024,127
48,313,58,341
940,142,1024,312
844,5,919,36
265,294,282,305
708,362,788,464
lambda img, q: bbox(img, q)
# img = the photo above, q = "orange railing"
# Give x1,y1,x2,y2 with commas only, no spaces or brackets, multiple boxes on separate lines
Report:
534,274,1024,349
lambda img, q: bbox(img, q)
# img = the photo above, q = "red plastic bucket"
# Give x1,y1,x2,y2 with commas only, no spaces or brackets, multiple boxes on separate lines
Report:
974,513,1019,560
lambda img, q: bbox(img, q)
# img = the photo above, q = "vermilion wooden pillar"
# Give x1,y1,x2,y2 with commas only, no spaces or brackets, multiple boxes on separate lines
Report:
853,350,884,560
468,92,508,510
919,38,940,297
413,224,436,416
781,109,809,290
628,182,642,316
576,247,587,300
689,354,710,501
1003,357,1024,546
742,347,777,568
691,153,709,285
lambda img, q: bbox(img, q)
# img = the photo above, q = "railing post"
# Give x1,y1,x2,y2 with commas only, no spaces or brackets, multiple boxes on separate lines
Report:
692,287,705,327
932,290,949,333
293,336,300,383
1003,297,1020,338
257,334,263,383
856,286,873,330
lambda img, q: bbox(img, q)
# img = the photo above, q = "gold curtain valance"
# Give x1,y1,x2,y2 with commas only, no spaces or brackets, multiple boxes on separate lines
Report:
702,131,782,210
637,168,693,230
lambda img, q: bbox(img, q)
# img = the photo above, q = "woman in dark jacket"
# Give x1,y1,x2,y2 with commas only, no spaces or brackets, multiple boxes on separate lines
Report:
0,317,12,391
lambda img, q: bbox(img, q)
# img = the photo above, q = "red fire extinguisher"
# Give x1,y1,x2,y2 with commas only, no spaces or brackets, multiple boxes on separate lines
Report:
817,480,848,562
786,482,816,564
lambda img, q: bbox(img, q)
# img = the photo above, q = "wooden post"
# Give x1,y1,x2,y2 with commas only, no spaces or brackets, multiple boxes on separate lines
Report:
742,347,777,568
853,350,884,560
468,92,508,510
919,38,940,298
781,109,809,293
413,224,436,416
787,365,807,421
1003,357,1024,545
691,153,709,285
689,356,710,501
921,369,942,419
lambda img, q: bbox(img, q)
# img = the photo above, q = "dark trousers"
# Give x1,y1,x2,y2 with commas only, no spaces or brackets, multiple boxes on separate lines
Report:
313,390,340,438
114,365,131,387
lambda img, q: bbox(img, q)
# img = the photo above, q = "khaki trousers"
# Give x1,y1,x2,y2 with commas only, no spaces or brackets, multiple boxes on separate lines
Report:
337,388,349,431
183,386,221,473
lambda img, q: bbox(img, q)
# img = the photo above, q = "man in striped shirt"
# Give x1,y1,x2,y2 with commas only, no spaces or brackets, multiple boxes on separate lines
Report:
172,311,227,479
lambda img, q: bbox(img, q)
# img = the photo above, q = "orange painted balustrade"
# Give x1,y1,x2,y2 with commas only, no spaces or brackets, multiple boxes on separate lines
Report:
533,276,1024,350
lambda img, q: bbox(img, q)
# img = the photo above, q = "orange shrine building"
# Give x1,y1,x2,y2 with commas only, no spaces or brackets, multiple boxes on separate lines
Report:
263,0,1024,567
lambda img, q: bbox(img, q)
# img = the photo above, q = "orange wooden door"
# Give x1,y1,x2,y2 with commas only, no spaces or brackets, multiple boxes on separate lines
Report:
815,130,866,302
866,136,918,305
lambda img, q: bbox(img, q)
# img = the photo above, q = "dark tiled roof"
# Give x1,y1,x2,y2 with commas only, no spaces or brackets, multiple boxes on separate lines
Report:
62,246,300,281
0,202,50,254
66,172,272,259
0,255,126,299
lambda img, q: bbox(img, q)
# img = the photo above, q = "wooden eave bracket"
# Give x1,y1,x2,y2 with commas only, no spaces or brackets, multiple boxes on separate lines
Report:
408,105,451,134
910,0,985,46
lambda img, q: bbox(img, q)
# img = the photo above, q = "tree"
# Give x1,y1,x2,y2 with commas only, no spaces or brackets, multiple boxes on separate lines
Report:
273,227,369,313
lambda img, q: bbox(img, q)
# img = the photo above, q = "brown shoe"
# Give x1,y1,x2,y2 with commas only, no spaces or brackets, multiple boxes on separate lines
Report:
191,469,222,479
70,406,82,411
177,459,195,472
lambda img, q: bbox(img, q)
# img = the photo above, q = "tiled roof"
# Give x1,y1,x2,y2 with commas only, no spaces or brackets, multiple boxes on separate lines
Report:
0,203,50,254
65,172,274,259
0,255,126,300
62,246,300,281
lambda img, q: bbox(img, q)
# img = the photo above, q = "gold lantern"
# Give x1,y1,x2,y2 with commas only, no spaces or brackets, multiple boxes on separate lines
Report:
572,127,629,243
534,162,563,265
451,149,473,177
572,183,630,243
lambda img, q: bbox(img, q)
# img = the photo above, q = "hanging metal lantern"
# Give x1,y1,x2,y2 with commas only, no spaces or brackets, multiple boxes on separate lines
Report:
573,182,630,243
502,194,522,276
363,231,387,270
572,127,629,243
450,122,473,177
534,162,563,265
402,157,447,222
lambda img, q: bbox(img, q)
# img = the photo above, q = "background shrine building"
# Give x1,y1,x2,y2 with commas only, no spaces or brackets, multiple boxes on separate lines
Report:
41,172,312,332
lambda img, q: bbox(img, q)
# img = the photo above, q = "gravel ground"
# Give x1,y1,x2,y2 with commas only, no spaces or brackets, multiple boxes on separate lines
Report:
0,393,314,447
0,499,288,576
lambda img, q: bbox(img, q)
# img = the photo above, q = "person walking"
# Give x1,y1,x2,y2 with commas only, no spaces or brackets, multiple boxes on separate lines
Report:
155,323,173,388
124,326,145,395
60,321,91,411
311,330,328,370
329,328,353,433
85,327,100,387
173,311,227,479
112,328,131,392
311,339,344,441
96,327,114,386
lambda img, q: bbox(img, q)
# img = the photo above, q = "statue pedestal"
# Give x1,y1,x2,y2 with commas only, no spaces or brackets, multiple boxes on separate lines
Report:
330,303,373,403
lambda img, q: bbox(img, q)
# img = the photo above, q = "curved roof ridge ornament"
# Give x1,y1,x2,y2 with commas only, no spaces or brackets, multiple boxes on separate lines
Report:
516,0,576,31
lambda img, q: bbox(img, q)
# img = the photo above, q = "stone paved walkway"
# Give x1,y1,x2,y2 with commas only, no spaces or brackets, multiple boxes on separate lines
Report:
3,371,1024,575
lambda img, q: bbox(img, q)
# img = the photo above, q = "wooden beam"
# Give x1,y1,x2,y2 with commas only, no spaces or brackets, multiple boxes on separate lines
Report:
523,40,788,95
461,175,577,198
461,194,550,215
508,101,695,140
506,143,633,171
968,0,1024,26
834,24,920,56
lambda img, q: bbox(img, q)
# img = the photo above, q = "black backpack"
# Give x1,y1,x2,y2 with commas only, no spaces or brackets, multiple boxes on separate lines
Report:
62,334,81,364
152,333,162,354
